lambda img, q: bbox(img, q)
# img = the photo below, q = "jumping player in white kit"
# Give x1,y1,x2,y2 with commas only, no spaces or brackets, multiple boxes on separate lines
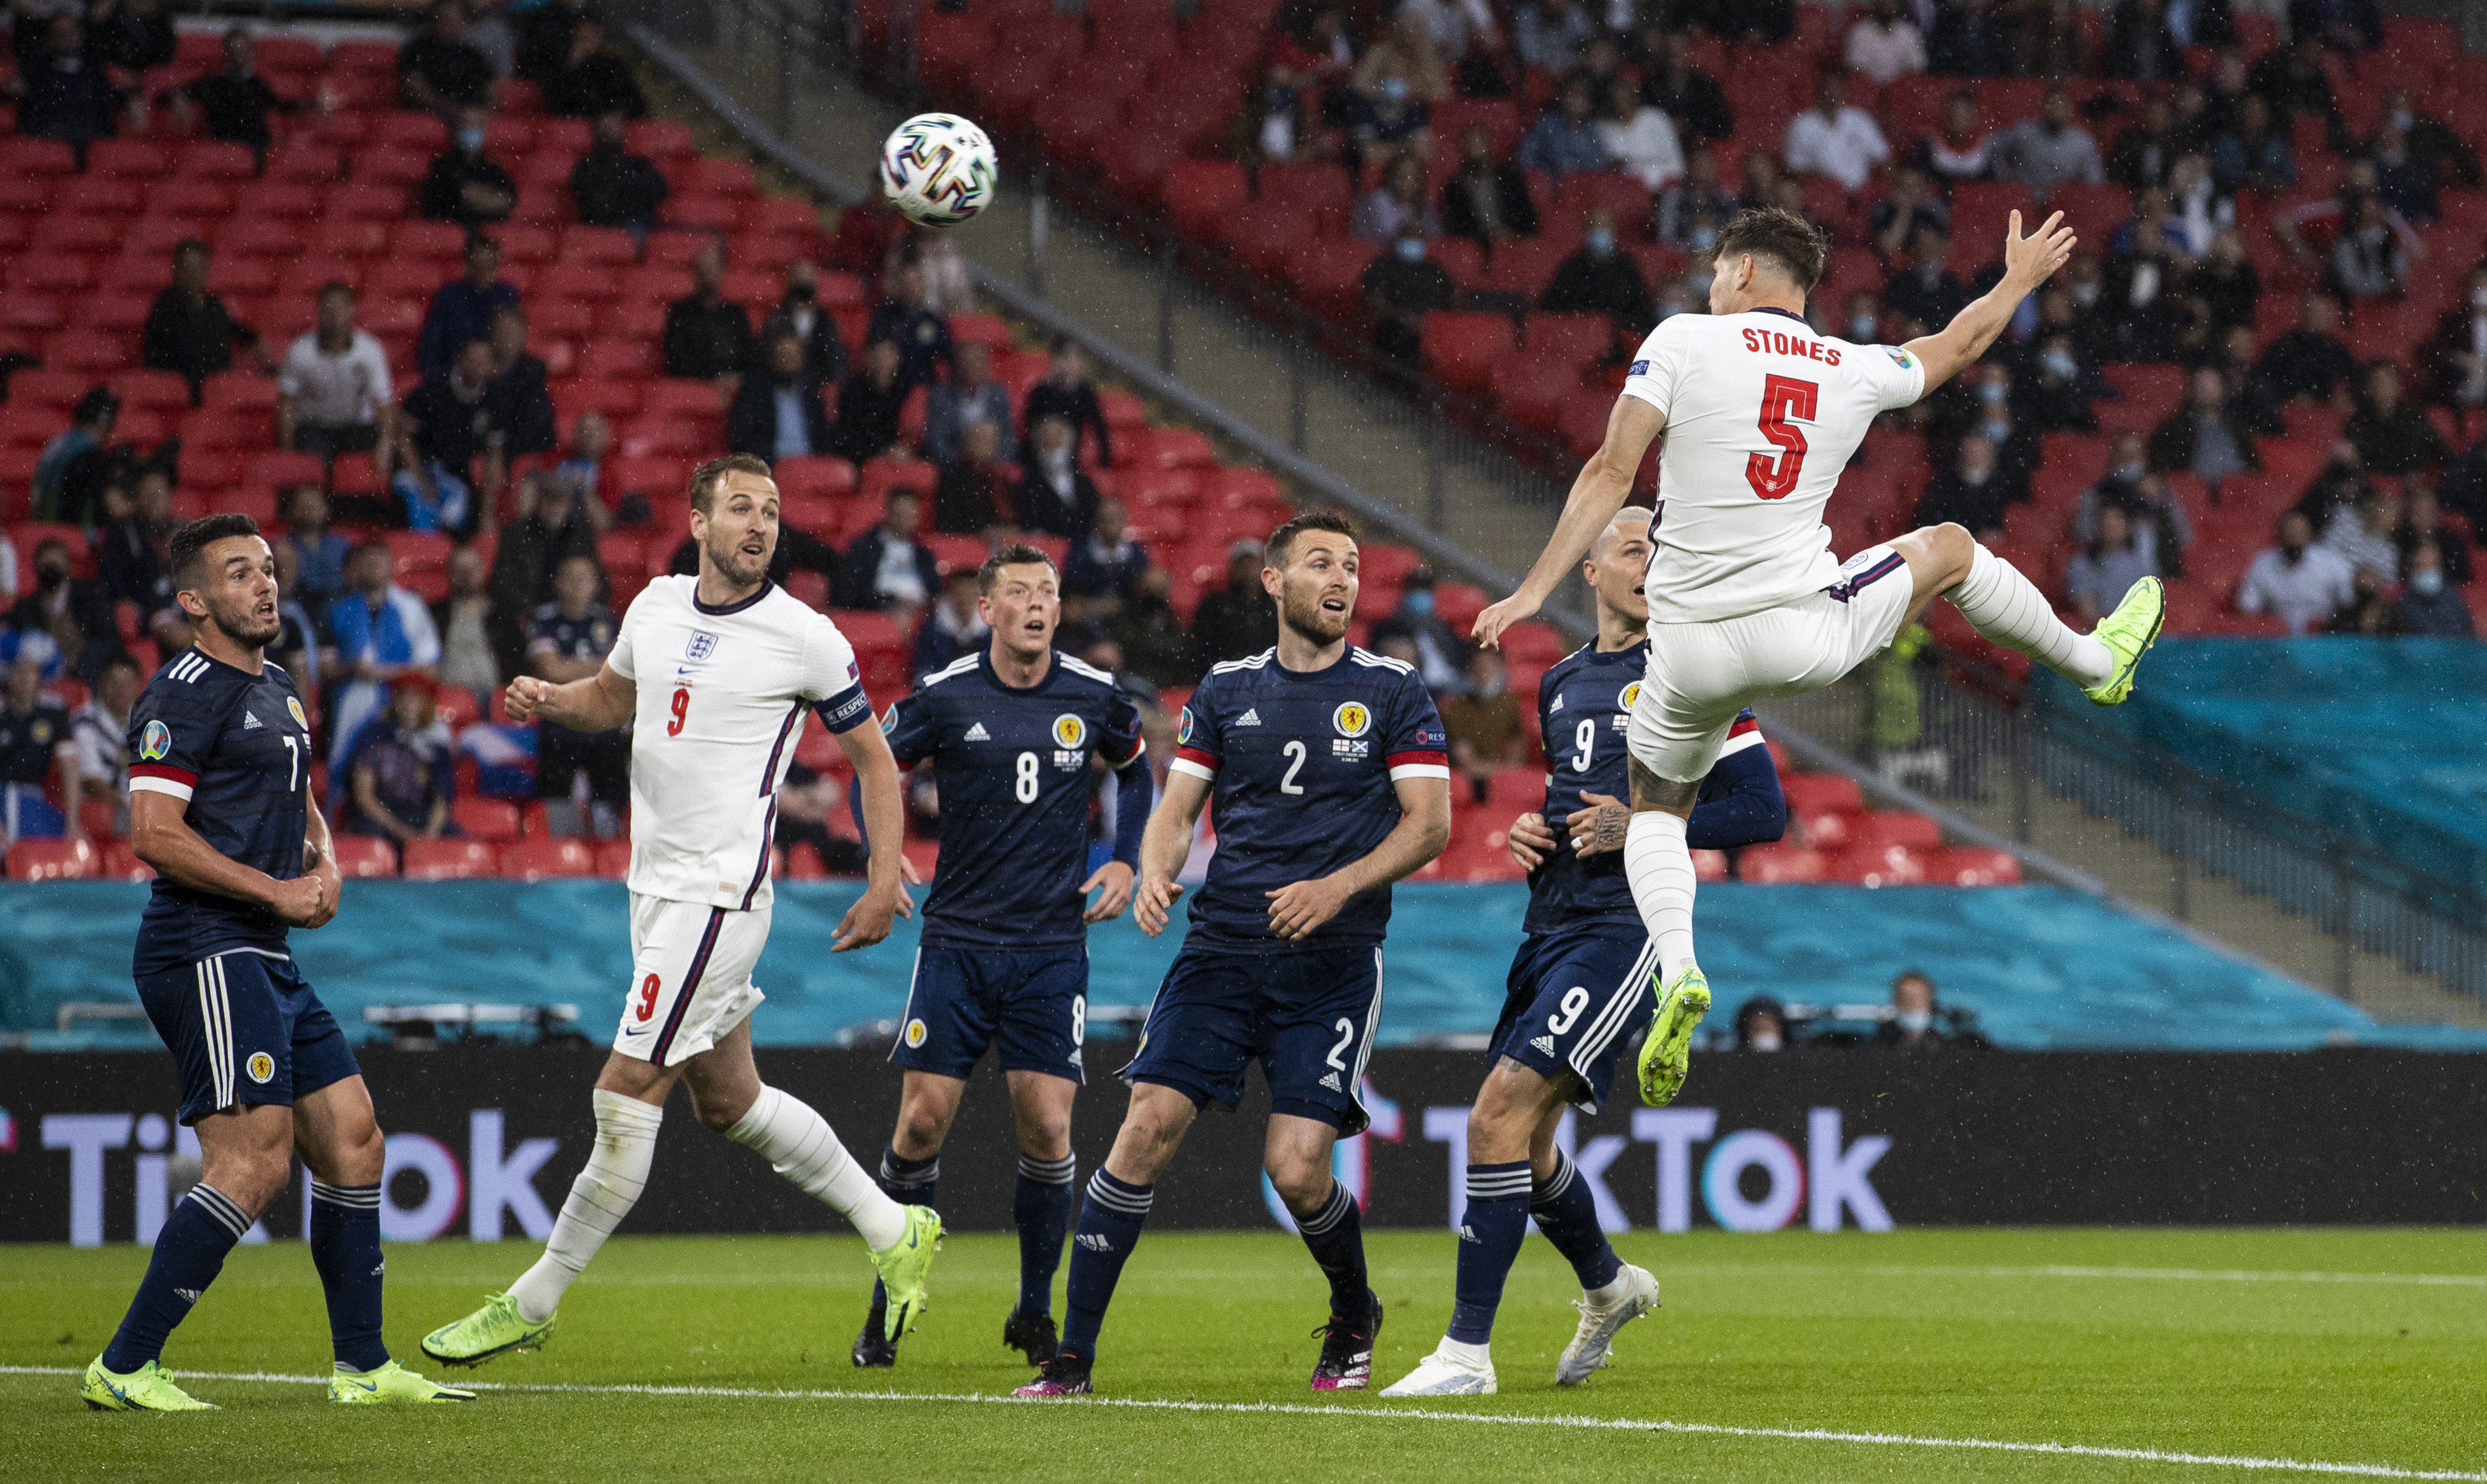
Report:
422,453,941,1369
1472,206,2164,1107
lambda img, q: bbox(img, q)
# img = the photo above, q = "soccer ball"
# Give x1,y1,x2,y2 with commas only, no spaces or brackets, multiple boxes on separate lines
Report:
880,112,997,229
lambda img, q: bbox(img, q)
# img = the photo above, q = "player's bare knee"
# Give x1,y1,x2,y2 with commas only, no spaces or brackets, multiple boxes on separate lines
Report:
1015,1113,1072,1163
1265,1153,1332,1213
1900,522,1976,591
688,1086,753,1133
895,1099,953,1155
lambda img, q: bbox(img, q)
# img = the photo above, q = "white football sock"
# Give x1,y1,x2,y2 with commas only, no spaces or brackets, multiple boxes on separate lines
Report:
510,1089,663,1322
1624,810,1698,983
724,1085,907,1250
1943,543,2114,687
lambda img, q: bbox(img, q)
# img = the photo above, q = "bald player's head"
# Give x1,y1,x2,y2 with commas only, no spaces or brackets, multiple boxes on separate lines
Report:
1584,505,1654,629
1591,506,1654,560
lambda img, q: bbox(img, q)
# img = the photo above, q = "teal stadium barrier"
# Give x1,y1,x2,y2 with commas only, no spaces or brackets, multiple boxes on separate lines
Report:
8,881,2485,1053
2046,638,2487,896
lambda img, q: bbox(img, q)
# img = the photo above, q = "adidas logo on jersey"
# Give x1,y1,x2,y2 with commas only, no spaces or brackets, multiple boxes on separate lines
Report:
1530,1034,1557,1056
963,723,991,741
1235,708,1262,726
1548,694,1564,713
1318,1070,1343,1091
242,712,262,729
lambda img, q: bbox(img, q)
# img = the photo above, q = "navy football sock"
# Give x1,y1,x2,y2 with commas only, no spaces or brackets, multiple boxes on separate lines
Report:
1013,1152,1076,1317
1530,1151,1622,1292
1059,1170,1152,1364
1294,1181,1373,1321
866,1147,940,1322
308,1180,390,1372
101,1183,249,1372
1448,1161,1532,1345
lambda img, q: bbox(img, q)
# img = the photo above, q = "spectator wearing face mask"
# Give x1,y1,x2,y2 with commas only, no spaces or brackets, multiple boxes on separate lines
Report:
1735,996,1787,1051
2389,540,2474,637
1439,125,1539,251
2063,504,2156,624
1360,227,1457,364
1369,568,1469,695
2077,431,2193,573
1596,78,1684,193
1657,147,1736,252
1784,71,1889,194
2237,510,2355,633
757,261,849,387
1352,154,1441,248
2148,367,2258,491
1914,433,2008,541
10,538,122,682
418,105,518,226
1878,971,1968,1049
1018,337,1113,470
2022,331,2102,433
1016,417,1099,541
1539,208,1651,334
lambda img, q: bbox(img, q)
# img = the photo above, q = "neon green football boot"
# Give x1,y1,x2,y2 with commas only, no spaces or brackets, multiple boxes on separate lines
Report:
870,1206,943,1341
421,1292,554,1367
1636,965,1712,1108
329,1358,476,1404
2081,576,2165,707
82,1356,216,1411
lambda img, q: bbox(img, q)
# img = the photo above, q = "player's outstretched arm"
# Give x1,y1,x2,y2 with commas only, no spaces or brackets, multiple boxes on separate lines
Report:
1472,394,1665,651
830,716,912,952
131,791,328,926
503,663,635,733
1132,770,1210,938
1264,775,1451,942
1905,209,2077,394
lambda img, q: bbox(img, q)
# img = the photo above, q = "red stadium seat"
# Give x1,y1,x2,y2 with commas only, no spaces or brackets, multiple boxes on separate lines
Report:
328,835,401,878
594,839,633,877
402,839,498,880
1162,161,1249,243
1926,847,2021,886
1420,313,1519,398
1739,844,1826,883
6,839,96,880
454,798,523,840
501,839,596,881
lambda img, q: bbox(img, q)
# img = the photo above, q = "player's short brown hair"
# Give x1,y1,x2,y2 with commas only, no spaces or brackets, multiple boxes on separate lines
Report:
169,513,264,591
1713,206,1830,292
1264,509,1358,570
688,452,775,515
977,542,1058,594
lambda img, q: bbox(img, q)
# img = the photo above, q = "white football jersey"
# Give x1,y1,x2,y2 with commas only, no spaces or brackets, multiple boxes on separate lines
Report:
1620,308,1926,623
605,577,872,911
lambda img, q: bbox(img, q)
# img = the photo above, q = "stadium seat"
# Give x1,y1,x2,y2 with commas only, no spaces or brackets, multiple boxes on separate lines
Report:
401,839,497,880
594,840,633,877
1828,842,1929,886
328,835,400,878
1420,313,1518,398
501,839,596,881
1738,844,1826,883
6,839,96,880
454,798,523,841
1926,847,2021,886
1843,811,1944,855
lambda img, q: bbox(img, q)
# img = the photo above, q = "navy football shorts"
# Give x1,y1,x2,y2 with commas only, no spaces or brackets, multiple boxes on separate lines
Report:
1121,941,1383,1136
1491,925,1655,1114
134,950,362,1126
891,943,1088,1083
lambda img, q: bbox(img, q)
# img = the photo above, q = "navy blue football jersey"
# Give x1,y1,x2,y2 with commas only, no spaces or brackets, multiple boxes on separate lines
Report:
1524,640,1778,935
883,649,1146,948
1171,646,1448,953
527,601,619,661
127,647,315,974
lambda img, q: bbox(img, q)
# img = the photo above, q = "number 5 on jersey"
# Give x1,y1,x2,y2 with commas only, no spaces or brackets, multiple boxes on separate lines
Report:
1747,373,1817,501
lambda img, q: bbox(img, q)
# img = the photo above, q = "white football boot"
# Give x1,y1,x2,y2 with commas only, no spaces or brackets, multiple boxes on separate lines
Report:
1555,1263,1659,1386
1378,1338,1497,1397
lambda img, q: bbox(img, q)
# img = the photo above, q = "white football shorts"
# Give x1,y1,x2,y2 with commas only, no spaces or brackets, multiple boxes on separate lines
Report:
613,892,770,1067
1627,544,1915,782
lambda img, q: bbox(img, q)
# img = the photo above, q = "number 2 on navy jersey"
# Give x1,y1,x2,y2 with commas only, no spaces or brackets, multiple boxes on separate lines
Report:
1280,740,1307,795
1747,373,1817,500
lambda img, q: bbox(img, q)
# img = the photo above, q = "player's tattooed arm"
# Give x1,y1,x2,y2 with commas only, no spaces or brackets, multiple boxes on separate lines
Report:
1266,775,1450,941
1133,769,1211,937
1473,394,1664,651
1506,811,1557,870
1564,791,1633,858
504,663,635,733
132,790,329,926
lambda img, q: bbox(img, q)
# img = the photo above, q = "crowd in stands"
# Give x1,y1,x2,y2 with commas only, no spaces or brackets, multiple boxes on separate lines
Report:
917,0,2487,652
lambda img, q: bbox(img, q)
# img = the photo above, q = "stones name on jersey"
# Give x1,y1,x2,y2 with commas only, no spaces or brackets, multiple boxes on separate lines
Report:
1170,647,1447,954
882,649,1145,949
125,647,314,973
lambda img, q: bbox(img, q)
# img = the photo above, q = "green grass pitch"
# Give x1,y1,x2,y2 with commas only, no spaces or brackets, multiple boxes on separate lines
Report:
5,1228,2483,1481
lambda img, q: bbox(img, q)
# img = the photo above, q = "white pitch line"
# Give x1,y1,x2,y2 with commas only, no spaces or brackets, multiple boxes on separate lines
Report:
4,1365,2480,1481
1651,1264,2487,1290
